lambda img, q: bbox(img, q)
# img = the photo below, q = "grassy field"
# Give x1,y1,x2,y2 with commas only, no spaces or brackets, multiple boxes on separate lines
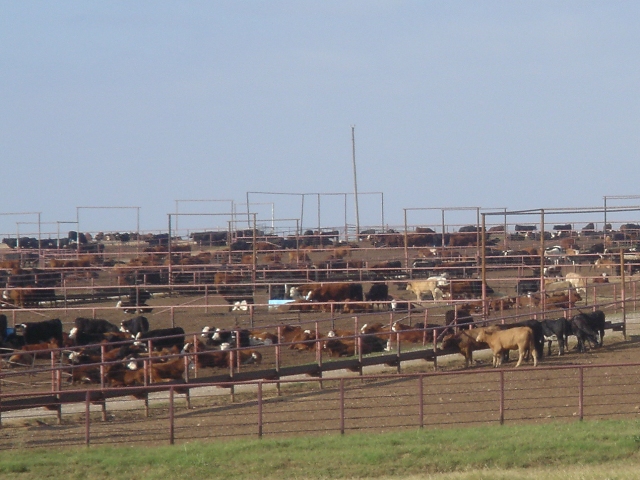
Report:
2,419,640,479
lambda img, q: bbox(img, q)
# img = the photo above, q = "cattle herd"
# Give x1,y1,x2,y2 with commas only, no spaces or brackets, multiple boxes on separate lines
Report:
0,222,636,398
0,297,611,394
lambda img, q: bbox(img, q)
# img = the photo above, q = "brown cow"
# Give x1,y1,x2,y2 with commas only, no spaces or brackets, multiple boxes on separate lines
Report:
333,247,352,259
49,256,94,268
290,283,321,299
475,327,538,368
360,322,392,341
8,339,60,366
249,331,279,345
69,363,103,384
447,233,478,247
147,356,185,381
342,301,370,314
1,287,56,307
390,322,438,345
592,273,609,284
323,336,385,357
307,283,364,303
289,330,318,351
323,338,357,357
488,297,515,312
183,343,262,369
288,251,311,264
277,325,305,342
547,291,581,309
105,362,145,387
441,329,488,368
277,325,318,351
515,293,542,308
283,300,320,312
326,329,355,339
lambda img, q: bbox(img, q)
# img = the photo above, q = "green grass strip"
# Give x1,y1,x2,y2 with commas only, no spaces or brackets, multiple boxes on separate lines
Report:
2,419,640,479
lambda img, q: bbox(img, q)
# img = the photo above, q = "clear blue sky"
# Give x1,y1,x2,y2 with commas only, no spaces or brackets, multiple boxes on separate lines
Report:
1,2,638,236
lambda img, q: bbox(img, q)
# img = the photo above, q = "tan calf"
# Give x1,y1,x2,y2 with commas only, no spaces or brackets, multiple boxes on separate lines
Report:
475,327,538,368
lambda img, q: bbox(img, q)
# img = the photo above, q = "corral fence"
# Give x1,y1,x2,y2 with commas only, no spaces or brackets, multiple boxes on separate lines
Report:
2,360,640,448
0,272,635,334
0,296,631,449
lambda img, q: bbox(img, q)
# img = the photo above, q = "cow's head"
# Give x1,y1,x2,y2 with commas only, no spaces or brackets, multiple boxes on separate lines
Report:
201,326,211,338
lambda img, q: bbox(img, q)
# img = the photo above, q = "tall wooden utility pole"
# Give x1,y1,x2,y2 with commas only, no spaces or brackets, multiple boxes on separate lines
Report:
351,125,360,240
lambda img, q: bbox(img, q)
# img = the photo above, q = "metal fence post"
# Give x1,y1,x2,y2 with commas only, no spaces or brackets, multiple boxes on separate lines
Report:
499,370,505,425
396,332,401,373
579,367,584,421
418,375,424,429
100,344,106,389
169,387,175,445
340,378,345,435
258,381,263,438
276,326,282,397
204,284,209,314
85,390,91,446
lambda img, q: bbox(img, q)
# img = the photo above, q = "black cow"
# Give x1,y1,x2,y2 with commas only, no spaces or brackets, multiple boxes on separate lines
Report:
19,318,64,346
0,314,6,343
70,318,126,346
127,289,151,305
201,326,251,348
438,308,474,340
116,289,153,313
569,314,600,353
573,310,606,347
585,310,605,346
365,284,389,309
135,327,185,351
0,314,25,350
539,318,569,355
70,318,119,338
360,334,387,353
120,316,150,336
516,278,540,295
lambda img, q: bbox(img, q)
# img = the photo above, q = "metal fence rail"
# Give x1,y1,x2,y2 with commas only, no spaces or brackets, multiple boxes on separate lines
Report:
2,361,640,448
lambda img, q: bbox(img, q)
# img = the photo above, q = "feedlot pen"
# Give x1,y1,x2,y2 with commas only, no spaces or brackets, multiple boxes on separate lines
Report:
2,224,640,447
2,336,640,449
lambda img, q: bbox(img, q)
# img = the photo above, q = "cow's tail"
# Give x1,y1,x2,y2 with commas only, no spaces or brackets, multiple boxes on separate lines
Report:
529,335,539,366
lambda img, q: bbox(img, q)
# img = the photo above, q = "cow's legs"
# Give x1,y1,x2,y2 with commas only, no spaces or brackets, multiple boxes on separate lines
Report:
493,350,501,367
515,347,524,367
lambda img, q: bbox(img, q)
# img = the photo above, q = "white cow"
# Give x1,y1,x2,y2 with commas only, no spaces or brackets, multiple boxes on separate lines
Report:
544,280,573,294
405,275,449,301
565,273,587,294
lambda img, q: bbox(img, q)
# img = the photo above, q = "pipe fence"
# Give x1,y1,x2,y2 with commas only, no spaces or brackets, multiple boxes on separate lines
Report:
2,361,640,448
